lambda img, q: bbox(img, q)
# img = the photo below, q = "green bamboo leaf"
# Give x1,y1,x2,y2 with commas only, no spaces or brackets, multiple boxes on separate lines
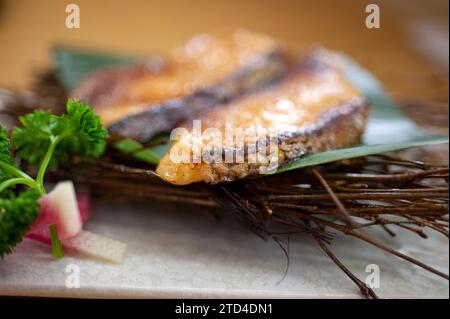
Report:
114,138,143,154
53,46,138,89
134,145,169,165
113,138,169,165
278,136,448,173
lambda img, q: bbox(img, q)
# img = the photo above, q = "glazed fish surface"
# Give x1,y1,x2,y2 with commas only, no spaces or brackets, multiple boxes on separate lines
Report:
156,49,370,185
72,30,289,142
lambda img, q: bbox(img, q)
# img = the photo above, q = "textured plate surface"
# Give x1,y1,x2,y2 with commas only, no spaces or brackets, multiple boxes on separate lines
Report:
0,200,448,298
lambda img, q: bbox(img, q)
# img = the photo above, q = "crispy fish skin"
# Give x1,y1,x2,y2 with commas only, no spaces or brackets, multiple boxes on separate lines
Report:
156,49,370,185
73,30,289,142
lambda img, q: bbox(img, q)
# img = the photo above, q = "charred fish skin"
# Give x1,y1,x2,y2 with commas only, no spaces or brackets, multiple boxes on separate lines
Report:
107,50,289,142
72,30,290,142
209,100,369,184
156,49,370,185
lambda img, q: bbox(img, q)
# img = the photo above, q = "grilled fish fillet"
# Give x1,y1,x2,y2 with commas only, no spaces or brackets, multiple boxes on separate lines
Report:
72,30,289,142
156,49,370,185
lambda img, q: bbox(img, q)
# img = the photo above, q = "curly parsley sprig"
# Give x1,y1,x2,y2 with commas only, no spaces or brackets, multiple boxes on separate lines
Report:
0,190,40,257
0,99,108,257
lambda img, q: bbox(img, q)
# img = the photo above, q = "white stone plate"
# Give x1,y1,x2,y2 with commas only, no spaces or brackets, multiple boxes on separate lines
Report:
0,200,448,298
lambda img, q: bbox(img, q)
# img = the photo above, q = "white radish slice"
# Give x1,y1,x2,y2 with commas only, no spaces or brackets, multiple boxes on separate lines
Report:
29,181,83,240
63,230,127,264
45,181,83,239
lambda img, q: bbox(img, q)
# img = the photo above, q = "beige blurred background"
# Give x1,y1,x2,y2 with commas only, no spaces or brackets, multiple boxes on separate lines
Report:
0,0,448,102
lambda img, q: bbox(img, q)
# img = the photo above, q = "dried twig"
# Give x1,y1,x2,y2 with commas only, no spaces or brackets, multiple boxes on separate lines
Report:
312,228,378,299
311,167,357,228
2,65,449,298
49,154,449,294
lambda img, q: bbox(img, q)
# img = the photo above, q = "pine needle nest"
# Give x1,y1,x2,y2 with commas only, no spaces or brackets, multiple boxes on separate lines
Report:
1,70,448,299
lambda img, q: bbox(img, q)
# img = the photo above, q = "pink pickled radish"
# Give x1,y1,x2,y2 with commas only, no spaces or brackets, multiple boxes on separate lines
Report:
26,181,128,263
76,192,92,223
27,181,85,240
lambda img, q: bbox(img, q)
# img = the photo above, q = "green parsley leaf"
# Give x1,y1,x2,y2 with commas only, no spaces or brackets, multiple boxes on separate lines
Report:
11,111,57,166
0,126,12,165
0,190,40,257
0,126,13,183
11,99,108,169
1,99,108,258
57,99,108,162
